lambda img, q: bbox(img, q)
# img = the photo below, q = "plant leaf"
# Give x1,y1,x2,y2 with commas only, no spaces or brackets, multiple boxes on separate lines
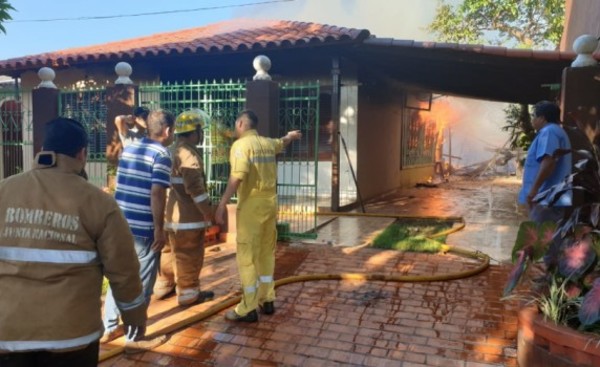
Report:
579,278,600,326
565,282,582,299
544,236,568,271
591,204,600,227
512,221,539,262
534,221,557,260
558,234,597,278
503,248,532,297
535,177,572,206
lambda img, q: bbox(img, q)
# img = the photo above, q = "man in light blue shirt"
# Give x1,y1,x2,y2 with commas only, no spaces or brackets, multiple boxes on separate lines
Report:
519,101,572,223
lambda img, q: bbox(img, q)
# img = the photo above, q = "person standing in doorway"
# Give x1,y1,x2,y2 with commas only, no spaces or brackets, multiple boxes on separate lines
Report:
0,118,147,366
155,109,215,306
215,110,302,322
519,101,572,223
102,109,175,351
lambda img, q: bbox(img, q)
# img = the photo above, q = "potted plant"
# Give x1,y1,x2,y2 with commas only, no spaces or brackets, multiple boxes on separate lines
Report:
503,140,600,366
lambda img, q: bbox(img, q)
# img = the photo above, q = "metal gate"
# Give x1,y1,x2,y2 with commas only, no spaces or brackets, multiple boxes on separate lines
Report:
139,80,247,203
277,82,320,240
59,87,108,188
0,88,33,179
139,80,320,240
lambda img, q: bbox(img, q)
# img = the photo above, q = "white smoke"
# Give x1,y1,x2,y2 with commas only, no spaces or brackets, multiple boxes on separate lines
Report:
239,0,511,169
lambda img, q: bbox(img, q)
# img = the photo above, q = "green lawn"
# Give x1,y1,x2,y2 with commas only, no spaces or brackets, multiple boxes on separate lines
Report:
371,219,454,253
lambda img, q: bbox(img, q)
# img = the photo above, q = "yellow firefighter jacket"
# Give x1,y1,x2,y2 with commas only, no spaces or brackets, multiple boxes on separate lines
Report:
0,152,146,352
165,141,211,231
230,129,284,208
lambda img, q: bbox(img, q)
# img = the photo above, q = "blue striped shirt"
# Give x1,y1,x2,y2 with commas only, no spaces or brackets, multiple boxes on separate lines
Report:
115,137,172,238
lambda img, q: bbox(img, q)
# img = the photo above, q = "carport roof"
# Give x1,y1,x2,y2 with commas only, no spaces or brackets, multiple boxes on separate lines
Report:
355,38,596,104
0,19,596,104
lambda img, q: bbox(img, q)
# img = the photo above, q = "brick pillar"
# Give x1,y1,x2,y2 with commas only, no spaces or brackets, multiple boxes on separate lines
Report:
32,68,60,155
105,84,137,164
560,65,600,207
560,66,600,129
245,80,279,138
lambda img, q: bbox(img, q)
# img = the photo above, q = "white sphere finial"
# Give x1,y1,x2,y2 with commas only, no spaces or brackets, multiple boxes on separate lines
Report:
115,62,133,84
253,55,272,81
37,67,57,89
571,34,599,67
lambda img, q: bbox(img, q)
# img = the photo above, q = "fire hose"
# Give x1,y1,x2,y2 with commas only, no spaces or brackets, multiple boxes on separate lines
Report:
99,213,489,362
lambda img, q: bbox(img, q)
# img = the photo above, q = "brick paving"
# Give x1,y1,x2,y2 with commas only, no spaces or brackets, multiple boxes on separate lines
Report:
99,176,524,366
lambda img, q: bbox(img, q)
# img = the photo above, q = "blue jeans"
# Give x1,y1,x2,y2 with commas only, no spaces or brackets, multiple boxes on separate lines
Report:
103,235,158,333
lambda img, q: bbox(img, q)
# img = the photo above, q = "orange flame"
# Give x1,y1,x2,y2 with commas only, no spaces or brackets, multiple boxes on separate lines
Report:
421,99,460,132
416,98,461,162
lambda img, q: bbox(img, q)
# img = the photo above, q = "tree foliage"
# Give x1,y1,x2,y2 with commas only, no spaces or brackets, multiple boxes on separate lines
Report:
0,0,14,34
502,103,535,151
428,0,565,49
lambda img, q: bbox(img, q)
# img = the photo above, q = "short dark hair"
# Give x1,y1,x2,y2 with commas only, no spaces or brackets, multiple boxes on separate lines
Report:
42,117,88,157
533,101,561,123
237,109,259,128
133,106,150,120
147,109,175,136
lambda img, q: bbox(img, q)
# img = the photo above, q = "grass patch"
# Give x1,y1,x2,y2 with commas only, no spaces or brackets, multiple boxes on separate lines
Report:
102,277,109,296
371,219,454,253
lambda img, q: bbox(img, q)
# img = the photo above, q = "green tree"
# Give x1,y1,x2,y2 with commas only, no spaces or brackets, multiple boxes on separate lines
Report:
428,0,565,49
0,0,14,34
428,0,566,155
501,103,535,151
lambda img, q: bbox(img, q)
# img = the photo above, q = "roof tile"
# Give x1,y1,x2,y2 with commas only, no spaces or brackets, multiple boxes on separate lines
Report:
0,19,370,73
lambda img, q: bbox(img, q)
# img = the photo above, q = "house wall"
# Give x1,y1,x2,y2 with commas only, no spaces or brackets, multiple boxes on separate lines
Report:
357,83,431,201
560,0,600,52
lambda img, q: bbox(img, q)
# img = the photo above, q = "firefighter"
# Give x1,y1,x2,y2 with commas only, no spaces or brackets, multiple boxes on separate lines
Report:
215,110,302,322
0,118,147,366
155,109,215,306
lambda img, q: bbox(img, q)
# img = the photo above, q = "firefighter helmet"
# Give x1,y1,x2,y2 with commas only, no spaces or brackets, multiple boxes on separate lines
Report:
174,109,210,134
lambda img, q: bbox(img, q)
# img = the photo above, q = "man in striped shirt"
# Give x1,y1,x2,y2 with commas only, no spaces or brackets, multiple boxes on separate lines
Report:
102,110,175,351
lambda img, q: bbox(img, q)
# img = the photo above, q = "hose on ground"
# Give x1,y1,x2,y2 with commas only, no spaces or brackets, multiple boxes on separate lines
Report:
99,213,487,362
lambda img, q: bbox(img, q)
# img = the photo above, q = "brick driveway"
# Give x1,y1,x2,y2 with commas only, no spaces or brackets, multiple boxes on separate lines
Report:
100,177,524,367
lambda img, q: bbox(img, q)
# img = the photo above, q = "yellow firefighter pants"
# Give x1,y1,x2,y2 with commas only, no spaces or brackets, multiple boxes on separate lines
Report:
234,196,277,316
157,229,205,292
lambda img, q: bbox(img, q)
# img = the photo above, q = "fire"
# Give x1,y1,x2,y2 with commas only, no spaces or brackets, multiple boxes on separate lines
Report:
422,98,460,132
417,97,462,166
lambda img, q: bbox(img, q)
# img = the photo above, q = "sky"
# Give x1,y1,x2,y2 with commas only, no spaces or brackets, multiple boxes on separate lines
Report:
0,0,508,166
0,0,447,60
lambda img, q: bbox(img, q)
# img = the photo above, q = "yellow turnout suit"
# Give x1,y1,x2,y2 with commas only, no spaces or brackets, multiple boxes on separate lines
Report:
230,129,284,316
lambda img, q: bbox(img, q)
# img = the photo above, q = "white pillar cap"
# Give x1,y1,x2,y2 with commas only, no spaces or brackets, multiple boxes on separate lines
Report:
253,55,272,81
115,62,133,84
37,67,57,89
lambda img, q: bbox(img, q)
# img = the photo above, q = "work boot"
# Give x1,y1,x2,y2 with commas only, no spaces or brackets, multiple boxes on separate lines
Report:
260,301,275,315
124,335,168,354
177,289,215,306
154,282,175,300
225,309,258,323
100,326,123,343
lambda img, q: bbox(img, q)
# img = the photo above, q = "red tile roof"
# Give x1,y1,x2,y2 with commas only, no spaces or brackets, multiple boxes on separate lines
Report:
1,18,597,77
0,19,370,73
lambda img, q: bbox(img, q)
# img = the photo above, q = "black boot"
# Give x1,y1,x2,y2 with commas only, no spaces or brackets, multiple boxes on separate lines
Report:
260,301,275,315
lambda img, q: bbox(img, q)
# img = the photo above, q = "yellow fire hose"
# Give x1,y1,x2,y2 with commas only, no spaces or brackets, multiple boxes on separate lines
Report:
99,213,488,362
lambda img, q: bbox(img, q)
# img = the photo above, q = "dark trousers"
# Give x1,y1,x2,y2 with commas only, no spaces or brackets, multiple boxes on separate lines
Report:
0,341,99,367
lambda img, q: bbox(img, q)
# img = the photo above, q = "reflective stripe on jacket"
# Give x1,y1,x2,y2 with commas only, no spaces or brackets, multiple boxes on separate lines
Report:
165,141,211,231
0,153,145,352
